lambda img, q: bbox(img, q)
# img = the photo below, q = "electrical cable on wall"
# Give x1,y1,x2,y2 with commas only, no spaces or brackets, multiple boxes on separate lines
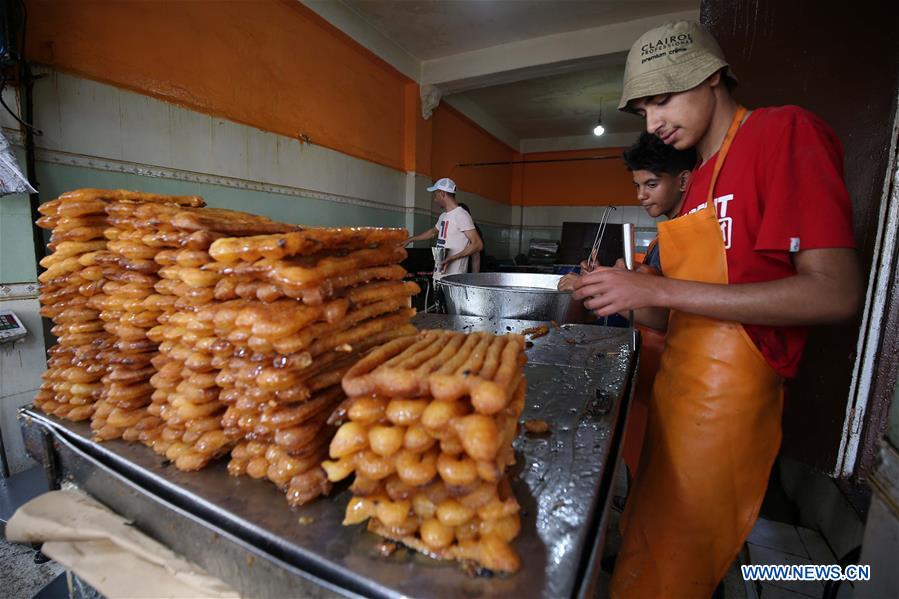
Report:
0,0,40,135
0,79,42,136
457,155,622,168
0,0,39,195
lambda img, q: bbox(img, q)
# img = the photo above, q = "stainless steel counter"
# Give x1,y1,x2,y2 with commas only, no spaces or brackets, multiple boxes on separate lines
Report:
19,315,638,599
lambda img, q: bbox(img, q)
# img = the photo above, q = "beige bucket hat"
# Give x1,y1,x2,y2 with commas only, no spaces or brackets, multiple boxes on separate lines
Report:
618,21,736,111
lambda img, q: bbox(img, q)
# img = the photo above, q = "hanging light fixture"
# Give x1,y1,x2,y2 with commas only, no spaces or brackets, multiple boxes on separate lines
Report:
593,98,605,137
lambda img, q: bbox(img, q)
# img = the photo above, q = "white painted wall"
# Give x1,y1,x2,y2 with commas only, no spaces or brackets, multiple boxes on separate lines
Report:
0,285,46,473
0,88,46,473
33,70,410,219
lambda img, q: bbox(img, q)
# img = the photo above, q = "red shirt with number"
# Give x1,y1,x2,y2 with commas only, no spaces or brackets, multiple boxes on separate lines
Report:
675,105,855,379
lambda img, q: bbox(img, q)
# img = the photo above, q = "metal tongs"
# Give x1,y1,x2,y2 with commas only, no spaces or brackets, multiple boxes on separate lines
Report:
586,206,616,271
622,222,638,350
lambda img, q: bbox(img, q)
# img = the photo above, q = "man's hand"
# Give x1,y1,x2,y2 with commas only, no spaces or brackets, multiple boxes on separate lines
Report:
406,227,438,246
439,230,483,274
440,254,456,273
557,273,579,291
572,267,663,317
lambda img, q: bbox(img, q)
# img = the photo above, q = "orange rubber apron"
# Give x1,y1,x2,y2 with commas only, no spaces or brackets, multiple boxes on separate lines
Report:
622,324,665,477
611,107,784,598
624,240,665,477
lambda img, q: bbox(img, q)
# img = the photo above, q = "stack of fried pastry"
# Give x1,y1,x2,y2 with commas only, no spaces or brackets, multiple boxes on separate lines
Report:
33,189,203,425
140,203,232,460
136,205,299,470
89,195,207,443
205,228,418,506
33,192,114,421
324,329,527,573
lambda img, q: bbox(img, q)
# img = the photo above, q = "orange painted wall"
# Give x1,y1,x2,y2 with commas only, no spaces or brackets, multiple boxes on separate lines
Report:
518,148,639,206
430,104,516,205
25,0,411,171
403,84,433,176
25,0,636,208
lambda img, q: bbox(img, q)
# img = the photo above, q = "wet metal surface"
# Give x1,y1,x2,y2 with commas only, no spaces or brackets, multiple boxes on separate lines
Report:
19,315,637,599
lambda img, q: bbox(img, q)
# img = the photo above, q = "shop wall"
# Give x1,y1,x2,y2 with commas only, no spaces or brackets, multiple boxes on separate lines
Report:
0,283,46,474
31,72,408,228
0,190,35,283
517,148,639,207
0,84,37,283
0,93,45,473
429,104,516,206
25,0,410,172
0,172,45,473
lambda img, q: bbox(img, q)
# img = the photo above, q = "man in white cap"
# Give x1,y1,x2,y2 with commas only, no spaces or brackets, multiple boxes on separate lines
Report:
572,20,861,598
405,177,483,278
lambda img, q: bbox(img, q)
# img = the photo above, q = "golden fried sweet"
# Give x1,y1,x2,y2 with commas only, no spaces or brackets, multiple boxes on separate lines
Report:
329,329,526,574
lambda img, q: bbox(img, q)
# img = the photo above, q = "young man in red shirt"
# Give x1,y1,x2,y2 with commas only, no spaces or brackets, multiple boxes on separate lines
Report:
573,20,861,598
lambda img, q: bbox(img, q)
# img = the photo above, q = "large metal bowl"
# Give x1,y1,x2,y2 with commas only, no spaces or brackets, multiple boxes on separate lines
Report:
437,272,583,323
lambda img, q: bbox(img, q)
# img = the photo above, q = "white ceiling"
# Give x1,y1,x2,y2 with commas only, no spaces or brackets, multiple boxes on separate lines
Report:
340,0,699,60
301,0,700,151
452,62,644,140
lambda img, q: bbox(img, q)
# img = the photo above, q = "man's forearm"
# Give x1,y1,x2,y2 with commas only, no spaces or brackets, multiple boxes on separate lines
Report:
575,248,861,327
447,241,483,261
407,229,436,243
656,274,858,326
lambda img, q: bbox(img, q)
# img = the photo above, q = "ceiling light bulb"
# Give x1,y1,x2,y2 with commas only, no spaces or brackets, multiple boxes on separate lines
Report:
593,124,605,136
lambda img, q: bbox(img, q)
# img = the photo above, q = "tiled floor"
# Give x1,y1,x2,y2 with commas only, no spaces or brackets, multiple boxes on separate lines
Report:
599,492,850,599
0,538,64,599
743,517,857,599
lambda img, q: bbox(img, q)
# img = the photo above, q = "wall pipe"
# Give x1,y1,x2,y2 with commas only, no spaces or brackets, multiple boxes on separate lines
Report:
456,155,622,168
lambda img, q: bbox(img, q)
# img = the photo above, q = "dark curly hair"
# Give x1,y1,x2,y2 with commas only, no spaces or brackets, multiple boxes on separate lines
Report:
623,132,697,176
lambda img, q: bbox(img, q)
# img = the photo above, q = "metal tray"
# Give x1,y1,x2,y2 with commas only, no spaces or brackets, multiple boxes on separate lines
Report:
20,315,637,599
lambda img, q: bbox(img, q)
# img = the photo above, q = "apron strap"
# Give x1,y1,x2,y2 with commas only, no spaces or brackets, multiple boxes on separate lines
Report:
705,106,748,209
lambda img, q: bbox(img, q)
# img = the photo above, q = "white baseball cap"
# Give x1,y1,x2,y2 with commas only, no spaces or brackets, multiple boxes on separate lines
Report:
427,177,457,194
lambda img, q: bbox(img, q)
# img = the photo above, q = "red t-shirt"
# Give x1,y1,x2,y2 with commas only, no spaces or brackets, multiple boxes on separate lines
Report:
677,106,855,379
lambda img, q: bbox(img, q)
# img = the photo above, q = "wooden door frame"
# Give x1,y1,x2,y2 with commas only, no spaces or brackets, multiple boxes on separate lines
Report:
844,110,899,478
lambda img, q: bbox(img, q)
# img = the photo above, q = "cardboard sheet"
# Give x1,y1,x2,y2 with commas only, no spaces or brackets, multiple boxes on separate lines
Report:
6,489,239,598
